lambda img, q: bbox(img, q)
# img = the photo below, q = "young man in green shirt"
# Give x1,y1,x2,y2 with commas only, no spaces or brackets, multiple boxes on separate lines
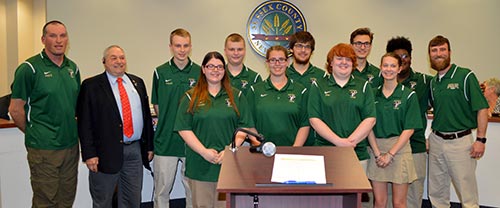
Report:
151,28,200,208
287,31,328,146
9,20,80,208
350,28,382,88
224,33,262,95
386,36,432,208
427,35,489,208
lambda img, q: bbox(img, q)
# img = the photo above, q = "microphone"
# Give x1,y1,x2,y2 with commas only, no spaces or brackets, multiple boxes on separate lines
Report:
231,128,276,157
250,142,276,157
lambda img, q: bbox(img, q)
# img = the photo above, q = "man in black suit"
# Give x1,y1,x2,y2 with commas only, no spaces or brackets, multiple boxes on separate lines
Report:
77,45,154,208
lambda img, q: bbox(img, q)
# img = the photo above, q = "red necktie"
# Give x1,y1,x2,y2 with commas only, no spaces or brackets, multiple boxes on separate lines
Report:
117,77,134,138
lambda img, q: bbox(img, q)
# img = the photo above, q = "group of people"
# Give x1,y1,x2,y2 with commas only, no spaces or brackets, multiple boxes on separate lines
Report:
8,20,490,208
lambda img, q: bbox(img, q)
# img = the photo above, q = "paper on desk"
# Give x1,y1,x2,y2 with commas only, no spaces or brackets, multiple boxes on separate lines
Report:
271,154,327,184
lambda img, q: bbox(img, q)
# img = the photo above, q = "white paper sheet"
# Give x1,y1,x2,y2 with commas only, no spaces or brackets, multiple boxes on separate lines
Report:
271,154,326,184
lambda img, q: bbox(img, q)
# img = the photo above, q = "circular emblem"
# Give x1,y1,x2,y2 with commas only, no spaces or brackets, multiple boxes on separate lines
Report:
247,0,307,57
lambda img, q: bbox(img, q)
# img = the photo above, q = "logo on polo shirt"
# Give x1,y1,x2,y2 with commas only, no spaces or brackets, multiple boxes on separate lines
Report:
247,0,307,57
310,77,317,85
409,81,417,89
393,100,402,109
447,83,459,90
165,79,173,85
260,94,268,97
67,68,75,78
288,94,296,103
349,89,358,99
367,74,374,83
189,78,196,87
43,71,53,78
225,98,232,107
324,91,331,97
241,80,249,89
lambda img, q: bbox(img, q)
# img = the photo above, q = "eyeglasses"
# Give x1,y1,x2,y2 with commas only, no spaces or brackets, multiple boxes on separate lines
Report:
352,41,371,47
294,43,312,50
204,64,224,71
399,54,409,59
268,58,287,64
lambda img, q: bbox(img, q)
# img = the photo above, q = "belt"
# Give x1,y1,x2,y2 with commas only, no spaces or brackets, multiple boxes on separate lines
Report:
123,140,139,145
432,129,471,140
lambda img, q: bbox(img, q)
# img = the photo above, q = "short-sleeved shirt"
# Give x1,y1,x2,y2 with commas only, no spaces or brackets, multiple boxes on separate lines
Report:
227,65,262,95
11,51,80,150
352,62,383,88
430,64,488,132
151,58,201,156
308,75,376,160
400,69,432,153
174,88,254,182
287,64,329,88
247,78,309,146
373,84,422,138
286,63,329,145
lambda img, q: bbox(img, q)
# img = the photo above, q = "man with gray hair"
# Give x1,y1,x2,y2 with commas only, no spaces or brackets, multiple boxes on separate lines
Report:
482,77,500,116
77,45,154,207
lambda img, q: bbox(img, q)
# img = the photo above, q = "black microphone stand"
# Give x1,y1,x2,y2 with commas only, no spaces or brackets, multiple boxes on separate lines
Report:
230,127,264,152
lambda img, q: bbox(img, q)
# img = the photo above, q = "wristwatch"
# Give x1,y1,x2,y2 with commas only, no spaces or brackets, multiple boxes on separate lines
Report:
476,137,487,144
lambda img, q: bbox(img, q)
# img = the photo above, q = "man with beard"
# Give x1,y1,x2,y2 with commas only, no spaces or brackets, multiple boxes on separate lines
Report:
428,35,488,208
224,33,262,95
386,36,432,208
350,28,382,88
287,31,328,146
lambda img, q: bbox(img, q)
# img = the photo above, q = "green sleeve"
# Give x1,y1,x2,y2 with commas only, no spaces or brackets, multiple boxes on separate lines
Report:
299,88,310,127
245,87,257,121
237,92,254,128
173,93,193,131
404,92,423,130
11,63,34,101
307,84,321,119
466,72,489,111
361,82,376,119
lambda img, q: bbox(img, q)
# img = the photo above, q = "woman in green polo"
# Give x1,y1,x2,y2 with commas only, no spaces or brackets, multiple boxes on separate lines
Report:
366,53,421,208
174,51,254,208
246,45,309,146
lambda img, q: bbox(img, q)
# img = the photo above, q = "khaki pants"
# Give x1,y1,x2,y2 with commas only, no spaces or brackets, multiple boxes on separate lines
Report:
27,144,79,208
153,155,192,208
407,152,427,208
428,132,479,208
188,178,225,208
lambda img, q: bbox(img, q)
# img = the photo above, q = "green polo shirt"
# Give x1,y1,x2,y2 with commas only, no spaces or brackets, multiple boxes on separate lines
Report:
247,78,309,146
352,62,382,88
373,84,422,138
174,88,254,182
287,63,328,146
11,51,80,150
400,69,432,153
287,64,329,87
430,64,488,132
308,76,376,160
151,58,201,156
227,65,262,95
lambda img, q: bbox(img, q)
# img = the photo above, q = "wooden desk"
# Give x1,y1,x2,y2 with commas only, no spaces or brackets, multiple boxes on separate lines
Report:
0,119,15,128
217,146,372,208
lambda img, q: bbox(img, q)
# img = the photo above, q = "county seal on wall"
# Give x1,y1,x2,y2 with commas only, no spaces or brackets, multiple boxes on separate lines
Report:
247,0,307,57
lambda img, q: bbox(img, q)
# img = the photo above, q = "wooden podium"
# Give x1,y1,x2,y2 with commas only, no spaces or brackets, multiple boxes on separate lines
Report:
217,146,372,208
